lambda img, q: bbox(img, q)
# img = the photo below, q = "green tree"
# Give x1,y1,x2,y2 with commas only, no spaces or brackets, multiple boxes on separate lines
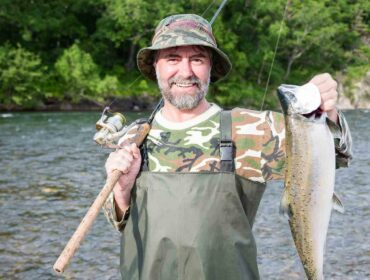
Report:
55,43,119,102
0,44,45,109
0,0,368,110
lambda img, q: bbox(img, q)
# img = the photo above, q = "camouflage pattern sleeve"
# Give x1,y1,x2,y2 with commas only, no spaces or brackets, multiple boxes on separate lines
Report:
231,108,285,183
261,111,286,181
232,108,266,183
326,110,353,168
261,109,353,182
102,192,129,232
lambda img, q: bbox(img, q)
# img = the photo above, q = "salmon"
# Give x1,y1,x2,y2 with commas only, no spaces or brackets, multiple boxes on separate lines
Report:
277,84,343,280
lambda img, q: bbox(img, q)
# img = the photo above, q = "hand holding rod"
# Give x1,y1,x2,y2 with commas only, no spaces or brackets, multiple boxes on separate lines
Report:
53,122,150,273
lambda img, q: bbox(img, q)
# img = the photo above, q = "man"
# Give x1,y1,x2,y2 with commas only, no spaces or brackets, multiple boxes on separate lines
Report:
103,14,352,279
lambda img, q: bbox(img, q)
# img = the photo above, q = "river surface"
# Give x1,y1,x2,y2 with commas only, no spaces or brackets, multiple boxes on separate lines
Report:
0,110,368,280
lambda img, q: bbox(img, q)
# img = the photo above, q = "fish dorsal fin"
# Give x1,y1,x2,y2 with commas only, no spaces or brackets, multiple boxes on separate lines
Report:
332,192,345,213
280,187,292,219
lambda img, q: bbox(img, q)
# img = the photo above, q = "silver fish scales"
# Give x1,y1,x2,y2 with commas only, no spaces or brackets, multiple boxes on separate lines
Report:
277,85,343,280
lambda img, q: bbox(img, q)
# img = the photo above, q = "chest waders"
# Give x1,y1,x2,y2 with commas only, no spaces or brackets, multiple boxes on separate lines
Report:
120,111,266,280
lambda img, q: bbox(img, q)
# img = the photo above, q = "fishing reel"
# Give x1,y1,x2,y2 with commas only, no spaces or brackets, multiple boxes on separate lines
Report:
93,107,130,149
94,99,163,149
93,107,152,149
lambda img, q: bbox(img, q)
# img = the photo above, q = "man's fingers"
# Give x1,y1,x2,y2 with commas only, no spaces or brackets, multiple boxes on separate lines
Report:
309,73,332,85
320,89,337,112
131,143,141,159
320,89,338,103
123,143,140,159
309,73,338,114
117,162,130,174
320,98,337,112
315,79,337,93
106,147,138,174
117,149,134,163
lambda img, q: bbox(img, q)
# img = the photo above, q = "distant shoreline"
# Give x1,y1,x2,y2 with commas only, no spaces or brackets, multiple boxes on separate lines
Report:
1,95,368,113
0,96,159,113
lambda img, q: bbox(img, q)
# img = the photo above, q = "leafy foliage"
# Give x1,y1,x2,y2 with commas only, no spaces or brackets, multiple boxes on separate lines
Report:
0,0,369,110
55,43,119,102
0,44,45,109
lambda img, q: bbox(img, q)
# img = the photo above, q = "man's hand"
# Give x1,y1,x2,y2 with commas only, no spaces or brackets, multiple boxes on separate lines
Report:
308,73,339,123
105,143,141,219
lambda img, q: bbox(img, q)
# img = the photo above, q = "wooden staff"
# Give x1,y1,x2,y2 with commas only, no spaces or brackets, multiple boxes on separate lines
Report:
53,123,150,273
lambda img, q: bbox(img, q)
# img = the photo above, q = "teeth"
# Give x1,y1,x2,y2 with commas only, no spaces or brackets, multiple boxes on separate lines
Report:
175,83,194,87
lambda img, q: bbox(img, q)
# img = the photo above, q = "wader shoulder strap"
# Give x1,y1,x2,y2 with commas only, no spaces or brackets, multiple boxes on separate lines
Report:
220,110,235,172
140,139,149,171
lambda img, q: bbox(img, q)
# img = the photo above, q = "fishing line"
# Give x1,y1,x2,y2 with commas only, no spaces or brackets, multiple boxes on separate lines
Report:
201,0,217,17
106,74,142,109
259,0,290,111
210,0,229,25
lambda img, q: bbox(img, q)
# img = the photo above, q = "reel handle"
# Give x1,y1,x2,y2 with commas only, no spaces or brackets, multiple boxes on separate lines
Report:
53,122,151,274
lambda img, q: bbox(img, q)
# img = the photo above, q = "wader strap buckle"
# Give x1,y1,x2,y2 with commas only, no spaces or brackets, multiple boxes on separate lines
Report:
220,141,233,161
220,111,235,172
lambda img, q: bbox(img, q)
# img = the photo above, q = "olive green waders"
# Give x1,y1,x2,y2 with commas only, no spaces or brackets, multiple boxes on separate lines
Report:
120,112,266,280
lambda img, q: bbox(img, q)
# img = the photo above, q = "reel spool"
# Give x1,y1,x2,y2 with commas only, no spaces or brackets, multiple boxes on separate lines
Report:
94,107,128,148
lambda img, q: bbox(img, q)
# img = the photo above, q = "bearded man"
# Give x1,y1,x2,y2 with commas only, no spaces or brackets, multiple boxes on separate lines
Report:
103,14,352,279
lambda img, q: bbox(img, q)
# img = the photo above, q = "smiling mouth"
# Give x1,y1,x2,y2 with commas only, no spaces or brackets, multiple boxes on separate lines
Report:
173,82,197,88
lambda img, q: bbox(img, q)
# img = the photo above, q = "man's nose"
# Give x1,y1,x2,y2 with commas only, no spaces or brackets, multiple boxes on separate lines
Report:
178,59,194,78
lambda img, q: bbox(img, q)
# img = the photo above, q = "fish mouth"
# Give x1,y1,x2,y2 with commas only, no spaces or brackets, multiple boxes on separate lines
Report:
278,83,322,117
277,85,298,114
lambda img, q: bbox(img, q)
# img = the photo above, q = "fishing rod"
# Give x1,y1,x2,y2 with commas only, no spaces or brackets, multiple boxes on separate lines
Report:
53,1,229,274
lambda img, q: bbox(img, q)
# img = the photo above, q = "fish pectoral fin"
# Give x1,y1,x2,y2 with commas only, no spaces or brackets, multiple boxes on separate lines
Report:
279,187,292,219
332,192,345,213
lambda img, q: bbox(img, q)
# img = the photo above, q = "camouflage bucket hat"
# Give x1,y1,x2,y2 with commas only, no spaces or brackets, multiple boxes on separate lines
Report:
137,14,232,83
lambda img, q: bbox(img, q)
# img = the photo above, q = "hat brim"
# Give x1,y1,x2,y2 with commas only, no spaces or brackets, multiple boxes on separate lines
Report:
137,41,232,83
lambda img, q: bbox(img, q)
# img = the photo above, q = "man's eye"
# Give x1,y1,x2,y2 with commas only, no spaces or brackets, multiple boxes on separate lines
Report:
167,58,178,64
192,59,203,65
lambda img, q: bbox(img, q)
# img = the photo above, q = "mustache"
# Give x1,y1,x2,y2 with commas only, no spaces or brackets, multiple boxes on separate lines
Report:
169,76,201,87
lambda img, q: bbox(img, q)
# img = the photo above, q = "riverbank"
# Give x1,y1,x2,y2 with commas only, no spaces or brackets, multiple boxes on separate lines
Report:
0,95,158,113
1,73,369,112
336,70,370,110
2,94,368,113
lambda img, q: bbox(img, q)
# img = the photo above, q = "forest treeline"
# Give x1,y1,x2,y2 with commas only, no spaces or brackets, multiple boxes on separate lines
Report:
0,0,369,110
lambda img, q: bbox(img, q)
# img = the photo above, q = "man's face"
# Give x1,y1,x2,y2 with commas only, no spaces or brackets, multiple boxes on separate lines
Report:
154,45,212,110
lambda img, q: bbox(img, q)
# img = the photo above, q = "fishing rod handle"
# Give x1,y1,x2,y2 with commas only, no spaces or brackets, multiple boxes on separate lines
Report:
53,122,151,274
53,169,122,273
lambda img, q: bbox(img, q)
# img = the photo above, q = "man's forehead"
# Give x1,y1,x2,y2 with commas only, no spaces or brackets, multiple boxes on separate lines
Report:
158,45,210,56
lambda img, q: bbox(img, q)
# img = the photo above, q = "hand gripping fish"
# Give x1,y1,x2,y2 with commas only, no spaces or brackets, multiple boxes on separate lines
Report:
277,84,344,280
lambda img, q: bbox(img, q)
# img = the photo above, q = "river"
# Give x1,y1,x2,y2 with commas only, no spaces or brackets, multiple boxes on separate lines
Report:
0,110,368,279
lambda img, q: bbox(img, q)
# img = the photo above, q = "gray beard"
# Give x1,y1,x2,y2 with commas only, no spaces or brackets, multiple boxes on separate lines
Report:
156,70,210,110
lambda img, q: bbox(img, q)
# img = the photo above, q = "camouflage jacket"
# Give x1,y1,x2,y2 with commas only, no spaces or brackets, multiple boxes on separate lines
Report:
103,104,352,231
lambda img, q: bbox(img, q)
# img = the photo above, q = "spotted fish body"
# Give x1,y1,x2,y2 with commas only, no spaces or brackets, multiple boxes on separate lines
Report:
278,85,341,280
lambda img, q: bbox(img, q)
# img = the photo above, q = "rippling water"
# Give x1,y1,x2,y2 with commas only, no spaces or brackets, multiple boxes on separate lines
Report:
0,110,368,279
